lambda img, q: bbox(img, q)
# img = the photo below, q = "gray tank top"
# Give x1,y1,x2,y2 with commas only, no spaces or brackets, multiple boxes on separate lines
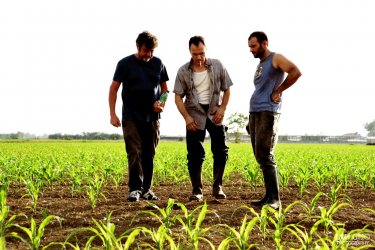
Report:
250,52,285,113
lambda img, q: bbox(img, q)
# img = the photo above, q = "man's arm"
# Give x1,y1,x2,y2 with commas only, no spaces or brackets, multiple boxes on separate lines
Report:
153,81,169,113
160,81,169,94
271,54,302,103
109,81,121,127
174,93,197,131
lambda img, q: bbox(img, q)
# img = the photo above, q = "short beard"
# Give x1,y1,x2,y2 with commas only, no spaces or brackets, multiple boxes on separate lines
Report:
255,48,265,59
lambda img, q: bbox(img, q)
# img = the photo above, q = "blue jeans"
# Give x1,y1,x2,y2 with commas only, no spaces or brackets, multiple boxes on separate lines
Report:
248,111,280,170
122,120,160,193
186,118,229,194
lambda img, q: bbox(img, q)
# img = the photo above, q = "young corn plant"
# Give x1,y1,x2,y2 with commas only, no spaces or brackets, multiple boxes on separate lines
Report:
110,168,124,188
325,184,351,205
357,172,370,190
255,206,271,241
70,173,84,197
21,176,44,212
314,201,350,233
299,191,325,220
0,184,22,250
10,215,61,250
313,169,329,191
320,226,375,249
244,166,260,191
278,168,291,190
284,220,326,249
86,174,107,209
294,169,311,198
369,173,375,190
175,202,215,250
217,214,259,250
65,212,142,250
40,162,62,190
268,200,306,250
238,205,271,243
133,198,177,230
139,224,178,250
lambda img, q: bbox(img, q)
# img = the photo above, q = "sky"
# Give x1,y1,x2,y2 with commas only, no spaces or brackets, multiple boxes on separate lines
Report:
1,0,374,137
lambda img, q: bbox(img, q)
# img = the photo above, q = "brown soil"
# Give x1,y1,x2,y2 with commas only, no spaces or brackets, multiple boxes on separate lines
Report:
5,181,375,249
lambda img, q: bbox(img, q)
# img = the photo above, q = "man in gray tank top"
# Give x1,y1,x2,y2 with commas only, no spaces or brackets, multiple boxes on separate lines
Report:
247,31,302,209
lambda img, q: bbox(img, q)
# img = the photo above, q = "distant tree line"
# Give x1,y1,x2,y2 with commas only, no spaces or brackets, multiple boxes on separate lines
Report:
0,132,39,140
48,132,122,140
0,132,122,140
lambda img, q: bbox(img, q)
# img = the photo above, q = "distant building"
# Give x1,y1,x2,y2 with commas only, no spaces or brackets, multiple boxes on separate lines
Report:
367,137,375,145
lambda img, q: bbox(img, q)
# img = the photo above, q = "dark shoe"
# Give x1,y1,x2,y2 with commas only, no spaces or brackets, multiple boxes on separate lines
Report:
213,186,226,199
250,195,268,207
251,196,280,210
189,194,203,201
142,190,160,200
251,167,280,209
266,198,280,210
128,190,141,202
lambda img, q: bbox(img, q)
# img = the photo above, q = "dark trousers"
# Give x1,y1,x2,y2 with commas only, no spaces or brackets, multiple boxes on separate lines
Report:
122,120,160,193
186,118,229,194
249,111,280,200
248,111,280,170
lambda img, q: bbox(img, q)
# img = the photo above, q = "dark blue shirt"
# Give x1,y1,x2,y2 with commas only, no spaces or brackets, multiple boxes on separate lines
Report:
113,55,169,122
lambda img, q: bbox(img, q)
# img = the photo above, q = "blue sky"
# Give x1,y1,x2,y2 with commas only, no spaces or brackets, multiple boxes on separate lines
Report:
1,0,374,136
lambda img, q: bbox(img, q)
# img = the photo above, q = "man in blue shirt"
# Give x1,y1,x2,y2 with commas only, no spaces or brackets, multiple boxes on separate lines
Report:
109,31,169,202
247,31,301,209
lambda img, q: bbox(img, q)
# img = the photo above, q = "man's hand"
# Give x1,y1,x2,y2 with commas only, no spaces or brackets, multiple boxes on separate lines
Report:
185,116,198,131
271,90,282,104
110,115,121,127
211,107,225,124
153,101,165,112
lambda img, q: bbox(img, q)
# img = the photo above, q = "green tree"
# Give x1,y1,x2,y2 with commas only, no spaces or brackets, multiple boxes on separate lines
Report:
227,112,248,143
364,119,375,136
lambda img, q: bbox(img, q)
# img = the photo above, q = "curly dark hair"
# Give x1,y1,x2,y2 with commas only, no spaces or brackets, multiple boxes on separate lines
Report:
136,31,158,49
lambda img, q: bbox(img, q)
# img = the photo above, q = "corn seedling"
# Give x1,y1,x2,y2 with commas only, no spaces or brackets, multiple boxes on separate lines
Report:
10,215,61,250
21,177,44,212
315,201,350,233
278,168,291,190
284,220,325,249
268,200,305,249
133,198,177,230
294,169,311,197
0,184,23,249
175,202,215,250
217,215,259,250
299,191,325,220
238,205,271,242
322,226,375,249
325,184,351,204
244,166,260,191
86,174,107,209
65,212,142,250
139,224,178,250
